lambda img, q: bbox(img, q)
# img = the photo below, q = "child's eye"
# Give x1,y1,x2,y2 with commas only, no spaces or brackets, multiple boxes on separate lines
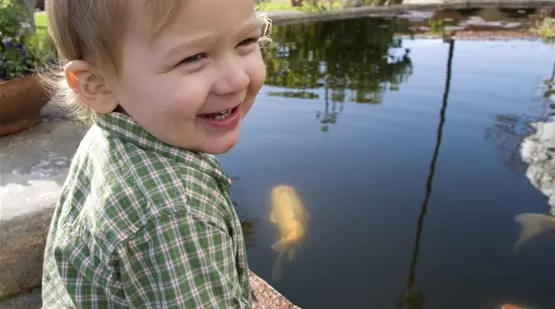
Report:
237,37,258,47
179,53,207,65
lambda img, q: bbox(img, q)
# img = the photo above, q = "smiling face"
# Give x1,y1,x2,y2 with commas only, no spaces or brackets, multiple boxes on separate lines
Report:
105,0,266,154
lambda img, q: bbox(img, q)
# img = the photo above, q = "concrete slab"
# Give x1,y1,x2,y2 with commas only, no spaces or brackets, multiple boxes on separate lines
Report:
0,102,89,300
262,0,555,25
0,288,41,309
0,103,88,220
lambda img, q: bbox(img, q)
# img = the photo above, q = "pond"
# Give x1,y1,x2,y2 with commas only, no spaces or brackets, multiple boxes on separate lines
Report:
219,12,555,309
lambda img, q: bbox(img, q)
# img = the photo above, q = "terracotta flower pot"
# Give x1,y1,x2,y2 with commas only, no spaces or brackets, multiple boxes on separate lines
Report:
0,74,49,137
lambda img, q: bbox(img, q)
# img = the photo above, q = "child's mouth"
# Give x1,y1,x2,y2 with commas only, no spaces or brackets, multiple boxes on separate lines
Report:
198,105,241,129
200,107,235,121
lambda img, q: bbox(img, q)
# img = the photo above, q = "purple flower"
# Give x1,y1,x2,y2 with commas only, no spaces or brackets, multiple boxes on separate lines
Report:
19,50,27,62
16,43,25,55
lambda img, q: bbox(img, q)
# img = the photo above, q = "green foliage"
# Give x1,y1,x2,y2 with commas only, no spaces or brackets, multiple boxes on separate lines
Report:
255,0,390,12
1,0,54,81
256,0,341,12
531,16,555,45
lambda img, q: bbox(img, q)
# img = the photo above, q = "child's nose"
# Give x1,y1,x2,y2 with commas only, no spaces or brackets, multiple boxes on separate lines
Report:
212,60,250,95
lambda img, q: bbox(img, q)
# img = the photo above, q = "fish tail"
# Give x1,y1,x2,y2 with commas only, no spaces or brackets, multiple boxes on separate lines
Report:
514,213,555,252
272,251,284,282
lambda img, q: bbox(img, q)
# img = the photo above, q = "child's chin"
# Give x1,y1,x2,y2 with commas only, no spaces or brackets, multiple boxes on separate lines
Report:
202,134,240,155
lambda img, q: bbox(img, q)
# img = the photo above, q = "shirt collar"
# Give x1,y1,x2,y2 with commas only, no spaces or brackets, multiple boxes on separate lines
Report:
95,112,232,189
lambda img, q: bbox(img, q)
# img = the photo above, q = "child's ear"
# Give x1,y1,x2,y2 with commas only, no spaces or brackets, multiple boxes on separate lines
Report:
64,60,118,114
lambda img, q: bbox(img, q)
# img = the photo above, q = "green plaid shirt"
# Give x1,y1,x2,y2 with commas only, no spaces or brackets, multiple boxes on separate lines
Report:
42,112,251,308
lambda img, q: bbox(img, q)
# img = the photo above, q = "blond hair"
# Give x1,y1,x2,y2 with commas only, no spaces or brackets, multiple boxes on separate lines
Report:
40,1,272,124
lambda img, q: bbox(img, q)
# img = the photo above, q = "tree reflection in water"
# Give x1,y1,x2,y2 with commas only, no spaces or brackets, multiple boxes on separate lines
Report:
232,199,259,249
261,17,413,132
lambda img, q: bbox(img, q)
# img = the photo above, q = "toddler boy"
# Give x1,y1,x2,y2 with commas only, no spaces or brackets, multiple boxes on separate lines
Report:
41,0,270,308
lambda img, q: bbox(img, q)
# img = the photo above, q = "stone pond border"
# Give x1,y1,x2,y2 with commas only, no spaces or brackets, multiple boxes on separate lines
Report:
262,0,555,25
2,1,555,307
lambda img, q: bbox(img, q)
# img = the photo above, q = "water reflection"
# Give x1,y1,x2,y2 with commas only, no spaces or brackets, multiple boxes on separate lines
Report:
520,120,555,211
397,37,455,309
485,64,555,175
486,60,555,251
484,114,537,174
261,17,414,131
241,219,258,248
233,199,259,249
510,72,555,256
487,62,555,210
519,75,555,213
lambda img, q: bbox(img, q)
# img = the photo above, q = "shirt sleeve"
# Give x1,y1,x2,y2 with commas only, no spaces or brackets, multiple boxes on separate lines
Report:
117,212,252,309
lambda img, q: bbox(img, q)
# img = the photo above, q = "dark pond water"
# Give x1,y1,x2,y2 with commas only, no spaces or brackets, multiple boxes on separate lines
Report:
219,14,555,309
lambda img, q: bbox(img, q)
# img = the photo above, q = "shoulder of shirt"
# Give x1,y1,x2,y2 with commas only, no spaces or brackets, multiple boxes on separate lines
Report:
58,125,231,263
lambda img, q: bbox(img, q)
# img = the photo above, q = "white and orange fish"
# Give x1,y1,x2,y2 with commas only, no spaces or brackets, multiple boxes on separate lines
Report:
500,305,522,309
500,304,535,309
269,185,309,281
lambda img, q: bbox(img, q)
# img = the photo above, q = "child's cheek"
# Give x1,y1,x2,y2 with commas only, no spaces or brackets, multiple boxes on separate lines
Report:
166,81,210,120
247,52,267,94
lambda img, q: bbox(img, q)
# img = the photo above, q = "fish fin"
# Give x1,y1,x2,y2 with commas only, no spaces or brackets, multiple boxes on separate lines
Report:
288,248,296,261
271,240,287,252
272,231,298,251
513,213,555,252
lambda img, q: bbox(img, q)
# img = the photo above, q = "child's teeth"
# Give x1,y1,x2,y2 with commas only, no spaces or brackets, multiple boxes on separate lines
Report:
214,109,232,121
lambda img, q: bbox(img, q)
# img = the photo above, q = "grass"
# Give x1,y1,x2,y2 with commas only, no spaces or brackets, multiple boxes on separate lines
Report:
34,11,47,29
255,1,343,12
33,11,48,44
32,11,57,63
